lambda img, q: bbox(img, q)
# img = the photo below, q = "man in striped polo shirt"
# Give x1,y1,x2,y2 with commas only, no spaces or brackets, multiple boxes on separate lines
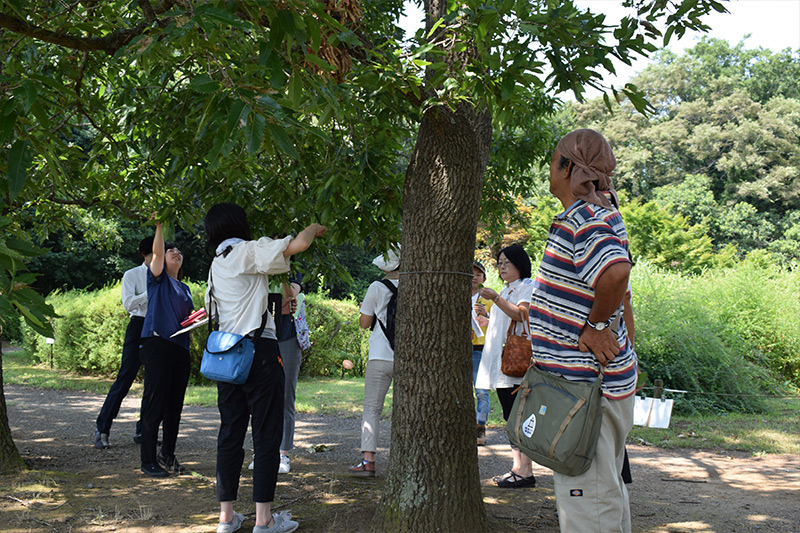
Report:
530,129,636,532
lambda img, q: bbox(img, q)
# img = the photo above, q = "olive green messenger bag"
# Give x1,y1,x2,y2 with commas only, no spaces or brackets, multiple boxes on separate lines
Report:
506,364,605,477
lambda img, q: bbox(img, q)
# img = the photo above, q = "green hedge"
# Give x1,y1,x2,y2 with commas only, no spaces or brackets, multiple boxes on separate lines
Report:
21,281,209,382
300,293,370,377
21,283,369,384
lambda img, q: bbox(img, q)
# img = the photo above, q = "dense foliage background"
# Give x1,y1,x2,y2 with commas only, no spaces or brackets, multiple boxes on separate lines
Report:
16,256,800,415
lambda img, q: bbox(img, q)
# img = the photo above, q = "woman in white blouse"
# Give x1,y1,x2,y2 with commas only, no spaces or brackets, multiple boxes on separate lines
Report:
204,203,325,533
475,244,536,489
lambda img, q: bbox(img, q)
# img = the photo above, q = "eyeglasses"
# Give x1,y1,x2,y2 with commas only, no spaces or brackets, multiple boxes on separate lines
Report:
167,249,182,256
497,260,511,267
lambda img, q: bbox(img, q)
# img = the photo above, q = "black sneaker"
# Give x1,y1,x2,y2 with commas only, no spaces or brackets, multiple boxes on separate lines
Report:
133,433,142,444
141,462,168,478
94,430,110,449
157,453,185,474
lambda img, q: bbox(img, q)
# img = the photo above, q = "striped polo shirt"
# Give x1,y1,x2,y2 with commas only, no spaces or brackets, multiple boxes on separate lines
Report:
529,195,637,399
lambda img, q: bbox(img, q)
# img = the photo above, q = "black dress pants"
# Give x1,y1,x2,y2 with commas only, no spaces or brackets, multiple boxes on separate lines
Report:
216,338,284,503
139,336,190,464
96,316,146,435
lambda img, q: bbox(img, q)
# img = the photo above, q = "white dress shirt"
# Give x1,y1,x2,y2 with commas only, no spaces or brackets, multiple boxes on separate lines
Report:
205,236,292,339
121,263,148,318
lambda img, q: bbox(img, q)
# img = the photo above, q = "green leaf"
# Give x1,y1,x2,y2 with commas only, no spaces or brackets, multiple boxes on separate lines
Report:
191,73,220,94
6,140,32,200
245,112,266,153
0,110,16,144
13,81,36,113
225,101,247,136
267,123,298,159
305,53,336,72
5,237,48,257
288,71,302,107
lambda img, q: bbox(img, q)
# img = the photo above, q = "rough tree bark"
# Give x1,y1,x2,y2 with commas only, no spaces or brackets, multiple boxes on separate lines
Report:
378,92,493,530
0,334,26,473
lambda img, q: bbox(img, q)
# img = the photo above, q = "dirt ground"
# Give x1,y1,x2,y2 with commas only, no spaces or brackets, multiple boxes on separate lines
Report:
1,384,799,533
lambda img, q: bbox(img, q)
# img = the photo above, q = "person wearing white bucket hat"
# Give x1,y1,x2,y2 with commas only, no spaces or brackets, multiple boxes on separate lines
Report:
348,245,400,477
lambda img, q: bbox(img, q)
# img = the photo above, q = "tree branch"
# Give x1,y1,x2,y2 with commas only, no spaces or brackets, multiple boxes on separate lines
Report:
138,0,158,23
0,11,148,55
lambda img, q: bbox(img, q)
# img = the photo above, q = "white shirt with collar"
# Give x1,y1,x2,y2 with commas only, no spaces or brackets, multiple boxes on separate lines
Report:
475,277,534,390
121,263,149,318
205,236,292,339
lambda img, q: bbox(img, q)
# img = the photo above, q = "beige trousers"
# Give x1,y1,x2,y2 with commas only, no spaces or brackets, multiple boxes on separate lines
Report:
553,394,634,533
360,359,394,453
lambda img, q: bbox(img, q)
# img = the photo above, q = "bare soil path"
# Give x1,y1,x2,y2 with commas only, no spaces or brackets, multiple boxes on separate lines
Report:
2,385,799,532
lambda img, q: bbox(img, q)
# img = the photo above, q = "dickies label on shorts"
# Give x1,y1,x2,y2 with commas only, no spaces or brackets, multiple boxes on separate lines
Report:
570,489,583,497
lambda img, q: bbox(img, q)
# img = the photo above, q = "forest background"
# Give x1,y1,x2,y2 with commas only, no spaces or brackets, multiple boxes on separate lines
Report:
7,36,800,416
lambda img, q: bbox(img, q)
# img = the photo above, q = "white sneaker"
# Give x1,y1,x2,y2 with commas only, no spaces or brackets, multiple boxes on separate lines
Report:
278,454,290,474
248,455,254,470
252,511,298,533
216,511,245,533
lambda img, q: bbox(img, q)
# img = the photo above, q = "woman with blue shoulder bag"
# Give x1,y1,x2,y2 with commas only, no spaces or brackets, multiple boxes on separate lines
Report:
204,203,325,533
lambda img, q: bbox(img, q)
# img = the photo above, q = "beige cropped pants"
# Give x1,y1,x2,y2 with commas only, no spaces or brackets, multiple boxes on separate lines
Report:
360,359,394,453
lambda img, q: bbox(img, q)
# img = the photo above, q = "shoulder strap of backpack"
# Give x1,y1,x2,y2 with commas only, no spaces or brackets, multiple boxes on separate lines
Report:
375,279,397,349
378,278,398,295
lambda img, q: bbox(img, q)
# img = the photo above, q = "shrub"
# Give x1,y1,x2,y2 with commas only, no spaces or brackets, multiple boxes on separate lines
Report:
1,314,23,343
300,293,370,377
22,280,209,382
20,283,370,382
632,261,794,414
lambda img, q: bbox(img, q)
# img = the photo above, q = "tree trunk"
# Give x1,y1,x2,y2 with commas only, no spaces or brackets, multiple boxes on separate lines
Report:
378,100,492,531
0,333,26,473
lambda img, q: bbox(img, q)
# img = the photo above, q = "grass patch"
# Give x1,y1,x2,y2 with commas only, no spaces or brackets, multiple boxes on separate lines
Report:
3,348,799,455
629,397,800,454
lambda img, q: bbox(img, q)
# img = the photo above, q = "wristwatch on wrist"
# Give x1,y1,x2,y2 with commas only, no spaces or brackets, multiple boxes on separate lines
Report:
585,318,611,331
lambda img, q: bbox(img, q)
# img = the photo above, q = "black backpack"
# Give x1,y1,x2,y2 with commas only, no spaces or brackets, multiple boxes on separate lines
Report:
371,279,398,350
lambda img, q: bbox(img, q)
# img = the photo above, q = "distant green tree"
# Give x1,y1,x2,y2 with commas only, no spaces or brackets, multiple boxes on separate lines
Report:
570,37,800,262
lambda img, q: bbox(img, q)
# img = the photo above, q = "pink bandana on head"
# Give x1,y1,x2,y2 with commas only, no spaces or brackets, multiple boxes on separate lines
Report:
556,129,619,209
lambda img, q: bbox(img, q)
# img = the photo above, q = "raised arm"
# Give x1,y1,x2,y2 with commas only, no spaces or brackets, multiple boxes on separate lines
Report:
149,220,165,278
283,223,327,258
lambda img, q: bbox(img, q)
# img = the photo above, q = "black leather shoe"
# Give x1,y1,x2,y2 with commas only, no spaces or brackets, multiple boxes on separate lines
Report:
495,471,536,488
157,453,185,474
141,462,168,477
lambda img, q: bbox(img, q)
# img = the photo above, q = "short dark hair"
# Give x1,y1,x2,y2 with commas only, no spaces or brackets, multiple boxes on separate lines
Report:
138,236,155,257
204,203,252,256
497,244,531,280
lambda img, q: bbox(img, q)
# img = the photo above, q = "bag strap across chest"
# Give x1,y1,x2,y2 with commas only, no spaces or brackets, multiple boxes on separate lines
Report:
208,246,268,339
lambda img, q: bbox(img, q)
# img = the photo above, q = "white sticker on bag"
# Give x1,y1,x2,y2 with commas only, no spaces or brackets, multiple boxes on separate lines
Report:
539,405,547,415
522,413,536,438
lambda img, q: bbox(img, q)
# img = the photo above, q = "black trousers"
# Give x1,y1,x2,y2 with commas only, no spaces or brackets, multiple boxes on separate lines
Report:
216,338,284,503
497,387,518,421
96,316,146,435
139,337,190,464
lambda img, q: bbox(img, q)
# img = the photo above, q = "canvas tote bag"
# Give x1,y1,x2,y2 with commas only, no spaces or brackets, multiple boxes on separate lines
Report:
506,364,605,476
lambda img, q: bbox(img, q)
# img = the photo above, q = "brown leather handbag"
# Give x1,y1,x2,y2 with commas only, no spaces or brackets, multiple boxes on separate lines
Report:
501,319,532,378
